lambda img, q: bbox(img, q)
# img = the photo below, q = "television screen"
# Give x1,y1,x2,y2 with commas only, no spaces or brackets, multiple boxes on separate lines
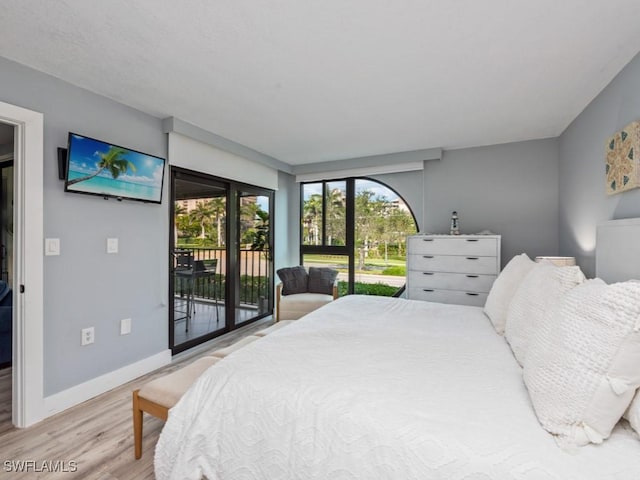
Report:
64,132,166,204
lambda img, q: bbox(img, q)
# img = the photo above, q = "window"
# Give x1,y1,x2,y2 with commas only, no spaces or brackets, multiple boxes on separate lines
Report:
301,181,347,246
300,178,417,296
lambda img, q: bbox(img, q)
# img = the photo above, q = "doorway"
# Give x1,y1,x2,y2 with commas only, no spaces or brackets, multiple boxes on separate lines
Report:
0,123,14,429
0,124,14,291
169,168,274,354
0,100,44,428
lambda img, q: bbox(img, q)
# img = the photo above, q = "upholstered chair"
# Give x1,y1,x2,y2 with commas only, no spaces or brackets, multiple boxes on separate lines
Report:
276,266,339,321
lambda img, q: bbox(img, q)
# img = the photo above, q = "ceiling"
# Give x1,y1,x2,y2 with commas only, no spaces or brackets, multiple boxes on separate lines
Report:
1,1,639,166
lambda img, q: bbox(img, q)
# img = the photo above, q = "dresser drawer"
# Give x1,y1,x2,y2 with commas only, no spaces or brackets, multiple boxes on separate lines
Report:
408,236,498,256
408,288,488,307
408,254,498,275
408,271,496,293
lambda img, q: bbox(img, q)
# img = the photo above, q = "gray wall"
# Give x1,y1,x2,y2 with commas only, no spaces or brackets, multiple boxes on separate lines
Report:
274,171,300,271
312,139,559,270
370,170,424,231
559,52,640,278
0,57,169,395
422,139,560,267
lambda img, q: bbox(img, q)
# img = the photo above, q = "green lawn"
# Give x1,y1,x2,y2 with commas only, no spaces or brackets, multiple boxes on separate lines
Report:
303,254,406,276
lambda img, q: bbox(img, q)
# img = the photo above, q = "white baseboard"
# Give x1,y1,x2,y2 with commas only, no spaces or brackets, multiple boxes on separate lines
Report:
42,349,172,418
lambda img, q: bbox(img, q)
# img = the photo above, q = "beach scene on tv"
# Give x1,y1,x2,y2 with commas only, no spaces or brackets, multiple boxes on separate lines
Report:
65,134,165,203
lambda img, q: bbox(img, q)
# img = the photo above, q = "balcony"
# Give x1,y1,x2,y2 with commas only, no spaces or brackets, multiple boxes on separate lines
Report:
173,247,271,344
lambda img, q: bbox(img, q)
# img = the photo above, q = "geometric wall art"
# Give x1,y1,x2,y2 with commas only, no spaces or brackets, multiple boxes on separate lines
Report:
606,120,640,195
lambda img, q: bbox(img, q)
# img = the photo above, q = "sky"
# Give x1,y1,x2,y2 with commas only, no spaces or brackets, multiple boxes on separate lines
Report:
67,133,165,186
303,179,401,202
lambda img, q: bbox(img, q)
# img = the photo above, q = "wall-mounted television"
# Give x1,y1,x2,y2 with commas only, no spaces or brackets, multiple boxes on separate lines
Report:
64,132,166,204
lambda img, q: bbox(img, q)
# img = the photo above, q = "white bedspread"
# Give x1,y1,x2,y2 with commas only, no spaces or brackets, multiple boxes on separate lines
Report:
155,296,640,480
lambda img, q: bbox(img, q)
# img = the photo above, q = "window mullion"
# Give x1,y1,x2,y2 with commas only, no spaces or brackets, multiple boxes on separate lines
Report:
322,181,327,245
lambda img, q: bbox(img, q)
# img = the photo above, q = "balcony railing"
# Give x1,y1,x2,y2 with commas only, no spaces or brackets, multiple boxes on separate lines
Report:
174,247,270,306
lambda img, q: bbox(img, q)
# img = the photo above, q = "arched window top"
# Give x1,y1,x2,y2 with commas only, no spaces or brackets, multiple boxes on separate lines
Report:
300,177,418,297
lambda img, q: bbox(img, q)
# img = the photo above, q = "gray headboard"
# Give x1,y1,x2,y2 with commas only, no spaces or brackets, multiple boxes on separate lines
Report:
596,218,640,283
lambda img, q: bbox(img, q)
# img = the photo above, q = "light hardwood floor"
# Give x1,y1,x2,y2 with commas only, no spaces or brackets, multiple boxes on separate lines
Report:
0,317,272,479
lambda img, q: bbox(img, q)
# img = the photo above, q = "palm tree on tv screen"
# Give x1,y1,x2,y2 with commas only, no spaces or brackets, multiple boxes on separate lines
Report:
66,146,136,186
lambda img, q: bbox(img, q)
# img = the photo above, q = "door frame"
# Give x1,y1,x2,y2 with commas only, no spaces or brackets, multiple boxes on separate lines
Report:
169,167,275,353
234,185,275,328
169,167,231,354
0,100,44,427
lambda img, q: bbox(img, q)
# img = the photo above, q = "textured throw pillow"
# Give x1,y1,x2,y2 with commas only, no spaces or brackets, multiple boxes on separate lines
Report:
624,392,640,435
624,280,640,435
277,266,309,295
307,267,338,295
523,279,640,446
504,262,585,366
484,253,536,335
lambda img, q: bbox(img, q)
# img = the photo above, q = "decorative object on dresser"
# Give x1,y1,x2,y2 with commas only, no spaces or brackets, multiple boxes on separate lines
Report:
406,234,501,306
449,211,460,235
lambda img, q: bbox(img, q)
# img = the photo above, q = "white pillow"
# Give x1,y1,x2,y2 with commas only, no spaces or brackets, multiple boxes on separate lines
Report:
504,262,584,366
523,279,640,446
624,393,640,434
484,253,535,334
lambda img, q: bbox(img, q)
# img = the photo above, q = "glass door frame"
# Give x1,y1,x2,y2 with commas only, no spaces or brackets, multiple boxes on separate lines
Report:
169,166,275,354
234,185,275,329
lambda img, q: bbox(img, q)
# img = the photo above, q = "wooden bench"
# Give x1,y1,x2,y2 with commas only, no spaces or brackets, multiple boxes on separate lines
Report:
133,356,220,459
133,325,294,458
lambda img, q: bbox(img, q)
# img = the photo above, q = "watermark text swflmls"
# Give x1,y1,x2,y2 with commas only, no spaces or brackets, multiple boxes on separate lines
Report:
4,460,78,473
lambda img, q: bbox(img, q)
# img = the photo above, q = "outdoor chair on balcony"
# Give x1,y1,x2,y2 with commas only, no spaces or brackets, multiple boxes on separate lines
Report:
175,258,220,332
276,266,338,321
198,258,220,324
174,250,195,332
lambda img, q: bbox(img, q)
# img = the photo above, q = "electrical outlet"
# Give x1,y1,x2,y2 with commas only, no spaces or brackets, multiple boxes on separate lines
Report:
107,238,118,254
81,327,95,346
120,318,131,335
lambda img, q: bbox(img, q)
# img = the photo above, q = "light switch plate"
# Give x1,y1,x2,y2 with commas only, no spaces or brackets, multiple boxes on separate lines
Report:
120,318,131,335
45,238,60,256
107,238,118,254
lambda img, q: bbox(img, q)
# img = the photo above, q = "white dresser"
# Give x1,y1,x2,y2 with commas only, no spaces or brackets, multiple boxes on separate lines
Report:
406,234,501,306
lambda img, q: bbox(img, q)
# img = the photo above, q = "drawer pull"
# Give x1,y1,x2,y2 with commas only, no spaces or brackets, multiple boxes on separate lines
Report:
422,289,434,292
466,239,479,242
422,238,434,242
466,274,479,278
422,272,434,276
466,257,479,260
465,292,480,296
422,255,434,259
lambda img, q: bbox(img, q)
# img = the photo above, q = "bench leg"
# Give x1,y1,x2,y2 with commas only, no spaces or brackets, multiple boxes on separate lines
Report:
133,390,143,459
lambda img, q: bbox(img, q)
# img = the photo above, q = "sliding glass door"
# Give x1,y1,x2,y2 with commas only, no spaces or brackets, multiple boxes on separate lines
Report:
170,168,274,353
236,188,273,326
170,170,228,352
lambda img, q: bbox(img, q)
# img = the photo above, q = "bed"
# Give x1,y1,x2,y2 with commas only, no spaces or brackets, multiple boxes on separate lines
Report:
155,220,640,480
